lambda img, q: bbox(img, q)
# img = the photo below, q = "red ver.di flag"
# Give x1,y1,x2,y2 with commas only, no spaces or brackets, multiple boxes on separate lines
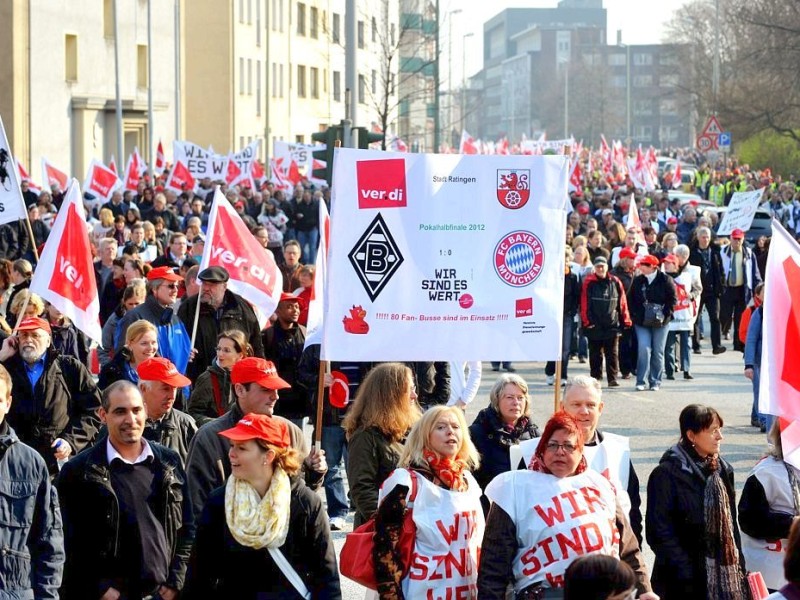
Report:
322,149,569,362
83,159,122,203
30,179,102,344
41,158,68,193
199,188,283,319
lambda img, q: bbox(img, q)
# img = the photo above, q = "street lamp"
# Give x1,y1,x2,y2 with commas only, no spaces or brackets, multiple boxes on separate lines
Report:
618,40,632,144
448,9,462,140
461,32,474,135
559,58,569,139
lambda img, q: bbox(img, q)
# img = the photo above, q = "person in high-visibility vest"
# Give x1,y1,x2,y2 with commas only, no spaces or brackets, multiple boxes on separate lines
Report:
694,166,710,198
708,176,726,207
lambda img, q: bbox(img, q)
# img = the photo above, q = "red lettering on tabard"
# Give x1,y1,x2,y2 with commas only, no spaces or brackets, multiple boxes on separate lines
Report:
534,496,566,527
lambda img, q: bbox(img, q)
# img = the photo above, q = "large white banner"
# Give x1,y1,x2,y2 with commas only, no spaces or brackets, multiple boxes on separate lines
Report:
717,188,765,236
321,149,568,361
173,140,260,184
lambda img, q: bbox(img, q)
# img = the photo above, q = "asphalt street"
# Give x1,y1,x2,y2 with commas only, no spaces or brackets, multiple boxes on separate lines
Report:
326,336,764,598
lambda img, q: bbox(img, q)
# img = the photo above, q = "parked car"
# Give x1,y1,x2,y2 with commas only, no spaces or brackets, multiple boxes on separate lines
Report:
668,190,715,208
699,205,773,243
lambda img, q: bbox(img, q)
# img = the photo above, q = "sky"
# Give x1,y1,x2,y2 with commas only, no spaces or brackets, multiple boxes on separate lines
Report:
447,0,691,85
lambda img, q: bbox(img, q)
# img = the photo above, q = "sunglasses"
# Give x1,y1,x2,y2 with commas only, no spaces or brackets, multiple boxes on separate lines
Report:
161,283,180,290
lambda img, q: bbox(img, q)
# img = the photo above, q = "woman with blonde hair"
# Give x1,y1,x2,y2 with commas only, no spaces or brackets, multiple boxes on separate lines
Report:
98,319,158,388
9,290,44,323
372,405,484,599
184,413,341,598
98,280,146,367
93,207,115,244
344,362,422,527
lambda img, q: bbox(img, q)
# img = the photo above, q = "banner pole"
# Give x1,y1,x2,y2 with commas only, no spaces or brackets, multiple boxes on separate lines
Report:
23,216,40,263
314,358,329,450
553,359,562,414
189,286,202,351
12,294,31,335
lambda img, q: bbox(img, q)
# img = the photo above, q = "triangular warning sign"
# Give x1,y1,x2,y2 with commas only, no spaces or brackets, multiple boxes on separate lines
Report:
701,115,723,137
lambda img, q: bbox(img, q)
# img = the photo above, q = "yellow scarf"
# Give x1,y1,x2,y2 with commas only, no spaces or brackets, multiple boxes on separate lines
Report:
224,469,291,549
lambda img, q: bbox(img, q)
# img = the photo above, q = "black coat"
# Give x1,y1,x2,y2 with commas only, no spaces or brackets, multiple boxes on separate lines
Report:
177,291,265,383
646,443,744,599
263,323,308,421
183,478,341,599
56,441,192,599
580,273,631,340
629,271,677,327
469,406,540,513
2,347,101,473
690,243,725,298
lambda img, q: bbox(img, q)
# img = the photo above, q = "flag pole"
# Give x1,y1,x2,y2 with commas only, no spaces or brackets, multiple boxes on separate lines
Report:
23,215,40,263
314,358,329,451
553,360,562,413
11,294,31,335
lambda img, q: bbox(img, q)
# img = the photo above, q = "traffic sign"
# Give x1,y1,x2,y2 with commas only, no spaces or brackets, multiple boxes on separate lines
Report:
701,115,723,137
718,131,732,150
696,134,714,152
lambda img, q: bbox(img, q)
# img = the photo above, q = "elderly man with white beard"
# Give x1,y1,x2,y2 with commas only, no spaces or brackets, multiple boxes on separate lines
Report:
0,316,102,474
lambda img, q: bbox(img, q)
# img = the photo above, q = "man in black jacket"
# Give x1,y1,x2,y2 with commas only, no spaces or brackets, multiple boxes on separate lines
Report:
0,317,101,473
0,363,64,598
689,226,727,355
263,292,307,426
57,381,191,600
612,247,639,380
177,266,265,382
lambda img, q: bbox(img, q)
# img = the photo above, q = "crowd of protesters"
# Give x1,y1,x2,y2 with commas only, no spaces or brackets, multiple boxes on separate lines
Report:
0,146,796,600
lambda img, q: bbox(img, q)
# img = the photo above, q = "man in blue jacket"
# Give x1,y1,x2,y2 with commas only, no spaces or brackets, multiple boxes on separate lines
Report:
0,363,64,598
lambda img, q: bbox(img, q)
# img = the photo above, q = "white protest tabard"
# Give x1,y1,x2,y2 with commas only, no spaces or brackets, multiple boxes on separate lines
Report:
0,115,29,224
717,188,765,236
322,149,568,361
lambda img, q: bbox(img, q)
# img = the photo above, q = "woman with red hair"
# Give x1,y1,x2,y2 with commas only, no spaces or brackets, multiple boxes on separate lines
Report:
478,411,656,599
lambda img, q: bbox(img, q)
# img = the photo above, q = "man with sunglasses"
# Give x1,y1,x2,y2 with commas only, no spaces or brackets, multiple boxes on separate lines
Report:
116,266,193,385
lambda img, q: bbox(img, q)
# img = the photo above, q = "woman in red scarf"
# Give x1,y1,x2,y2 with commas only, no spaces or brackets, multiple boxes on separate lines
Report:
478,411,655,600
372,406,484,600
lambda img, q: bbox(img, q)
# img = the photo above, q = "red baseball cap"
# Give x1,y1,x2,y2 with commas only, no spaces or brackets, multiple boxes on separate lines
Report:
638,254,660,267
231,357,291,390
137,357,192,387
329,371,350,409
577,204,590,215
667,217,678,224
619,247,638,260
731,228,745,239
218,413,290,448
16,317,51,335
662,254,679,265
147,266,183,282
278,292,307,309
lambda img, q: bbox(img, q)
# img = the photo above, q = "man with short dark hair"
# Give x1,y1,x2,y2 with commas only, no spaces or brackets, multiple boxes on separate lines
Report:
0,363,64,597
689,226,726,355
280,239,304,292
151,233,189,269
0,317,101,473
177,266,264,381
57,381,191,600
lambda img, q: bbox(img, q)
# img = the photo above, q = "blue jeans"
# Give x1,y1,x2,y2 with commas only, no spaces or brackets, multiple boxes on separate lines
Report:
665,330,691,376
751,365,767,427
296,228,320,265
545,317,574,379
321,425,349,520
635,325,670,388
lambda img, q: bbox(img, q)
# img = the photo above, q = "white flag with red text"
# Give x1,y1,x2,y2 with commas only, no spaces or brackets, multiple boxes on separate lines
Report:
759,221,800,468
83,159,122,203
0,115,30,224
123,152,142,192
304,199,329,349
199,188,283,322
30,179,102,344
41,158,69,193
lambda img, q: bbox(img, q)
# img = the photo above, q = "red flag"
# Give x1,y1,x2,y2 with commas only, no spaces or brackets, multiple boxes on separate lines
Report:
123,152,141,191
286,160,303,186
270,159,292,192
108,155,118,175
154,140,166,175
568,159,582,193
459,130,478,155
304,199,329,349
251,159,266,185
40,158,69,193
672,162,682,189
30,179,102,344
16,160,41,195
199,188,283,321
225,155,242,186
164,159,196,193
83,159,121,202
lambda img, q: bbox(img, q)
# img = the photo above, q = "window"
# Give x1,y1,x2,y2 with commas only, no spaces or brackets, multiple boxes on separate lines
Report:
391,23,396,46
660,74,679,87
65,34,78,81
248,58,253,95
297,3,306,35
660,98,677,115
323,68,327,92
372,17,377,42
371,69,377,95
332,13,341,44
358,74,366,103
633,53,653,66
280,64,284,97
256,0,261,45
660,53,679,66
310,7,318,38
240,58,245,94
137,44,148,87
635,125,653,139
611,75,626,88
103,0,114,38
333,71,341,101
296,135,305,143
634,100,652,116
297,65,306,97
279,0,283,32
239,0,245,23
633,75,652,87
310,67,319,98
608,53,626,66
272,0,278,30
358,20,365,49
247,0,252,23
272,63,277,97
257,61,262,115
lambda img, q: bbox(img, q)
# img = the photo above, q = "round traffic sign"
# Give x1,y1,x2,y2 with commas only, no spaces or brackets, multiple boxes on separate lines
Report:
696,134,713,151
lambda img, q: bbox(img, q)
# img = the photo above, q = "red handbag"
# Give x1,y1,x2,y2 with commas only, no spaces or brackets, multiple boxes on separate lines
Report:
340,470,419,589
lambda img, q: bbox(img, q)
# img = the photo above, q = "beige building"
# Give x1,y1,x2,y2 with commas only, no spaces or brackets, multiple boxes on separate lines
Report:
0,0,179,180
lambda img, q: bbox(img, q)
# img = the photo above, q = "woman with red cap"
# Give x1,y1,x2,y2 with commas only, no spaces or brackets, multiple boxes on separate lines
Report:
478,411,655,599
184,413,341,598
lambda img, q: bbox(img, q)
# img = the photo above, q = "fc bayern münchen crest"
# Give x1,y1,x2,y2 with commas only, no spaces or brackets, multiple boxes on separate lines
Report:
496,169,531,210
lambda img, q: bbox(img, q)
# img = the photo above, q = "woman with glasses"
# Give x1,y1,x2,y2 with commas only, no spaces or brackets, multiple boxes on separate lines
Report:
343,362,422,527
646,404,748,599
98,319,158,388
629,254,677,392
469,373,541,514
479,411,655,599
187,330,253,425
